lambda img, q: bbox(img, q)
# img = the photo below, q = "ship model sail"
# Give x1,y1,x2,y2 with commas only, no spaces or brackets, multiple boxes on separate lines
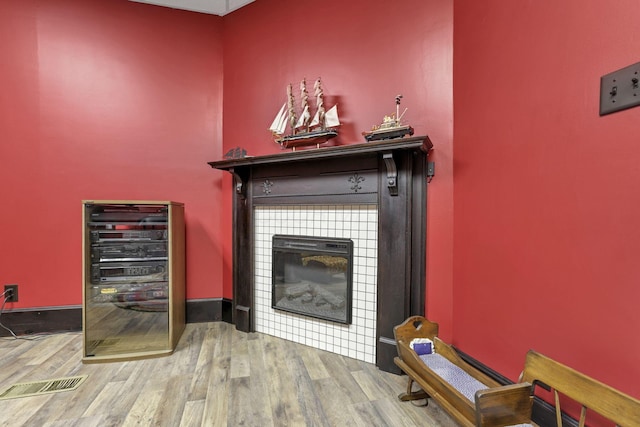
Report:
270,78,340,149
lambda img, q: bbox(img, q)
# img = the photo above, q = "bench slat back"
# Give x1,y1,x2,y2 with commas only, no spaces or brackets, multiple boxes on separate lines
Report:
520,351,640,427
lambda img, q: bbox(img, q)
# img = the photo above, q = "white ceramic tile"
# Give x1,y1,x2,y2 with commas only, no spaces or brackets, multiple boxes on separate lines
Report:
254,205,378,363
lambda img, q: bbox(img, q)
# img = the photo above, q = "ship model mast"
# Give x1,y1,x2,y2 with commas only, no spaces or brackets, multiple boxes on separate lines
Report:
287,84,297,133
295,78,311,132
311,78,325,129
395,95,407,124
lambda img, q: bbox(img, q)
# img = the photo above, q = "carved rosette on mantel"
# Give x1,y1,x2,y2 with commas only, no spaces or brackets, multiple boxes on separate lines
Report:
348,173,365,193
262,179,273,195
209,136,433,374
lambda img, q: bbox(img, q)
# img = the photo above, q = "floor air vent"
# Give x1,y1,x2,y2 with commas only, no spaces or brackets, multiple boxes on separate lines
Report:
0,375,88,400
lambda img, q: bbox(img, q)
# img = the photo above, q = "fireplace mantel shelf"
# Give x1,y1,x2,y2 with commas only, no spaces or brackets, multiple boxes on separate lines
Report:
208,136,432,171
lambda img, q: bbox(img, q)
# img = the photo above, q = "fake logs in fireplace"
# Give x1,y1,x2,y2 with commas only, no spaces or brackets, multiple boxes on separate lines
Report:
272,235,353,324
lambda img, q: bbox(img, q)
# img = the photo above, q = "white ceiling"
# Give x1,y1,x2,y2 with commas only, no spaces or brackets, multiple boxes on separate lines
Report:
129,0,255,16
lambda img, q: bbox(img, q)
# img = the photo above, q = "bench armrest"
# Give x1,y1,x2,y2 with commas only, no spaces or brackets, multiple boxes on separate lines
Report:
474,383,533,427
393,316,439,348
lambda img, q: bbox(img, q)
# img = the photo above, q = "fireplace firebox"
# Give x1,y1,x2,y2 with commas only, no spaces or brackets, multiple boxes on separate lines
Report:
272,235,353,324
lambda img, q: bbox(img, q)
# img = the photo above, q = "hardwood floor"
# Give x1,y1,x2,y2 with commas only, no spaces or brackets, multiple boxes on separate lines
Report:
0,322,457,427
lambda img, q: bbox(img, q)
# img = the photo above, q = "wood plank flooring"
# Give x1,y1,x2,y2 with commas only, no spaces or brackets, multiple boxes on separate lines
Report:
0,322,457,427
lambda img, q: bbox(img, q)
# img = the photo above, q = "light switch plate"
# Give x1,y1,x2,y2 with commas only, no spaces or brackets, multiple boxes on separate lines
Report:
600,61,640,115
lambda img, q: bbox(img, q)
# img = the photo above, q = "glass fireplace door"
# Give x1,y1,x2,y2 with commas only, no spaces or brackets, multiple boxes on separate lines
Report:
272,235,353,324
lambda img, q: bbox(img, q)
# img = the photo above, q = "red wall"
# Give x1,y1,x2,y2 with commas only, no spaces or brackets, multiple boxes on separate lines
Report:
0,1,224,307
6,0,633,409
2,1,454,337
220,0,455,333
454,0,640,399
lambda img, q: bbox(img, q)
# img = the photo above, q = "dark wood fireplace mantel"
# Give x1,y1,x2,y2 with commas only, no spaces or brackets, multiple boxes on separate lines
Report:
209,136,432,373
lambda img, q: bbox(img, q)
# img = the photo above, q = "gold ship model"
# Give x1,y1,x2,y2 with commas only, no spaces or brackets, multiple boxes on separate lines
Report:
362,95,414,142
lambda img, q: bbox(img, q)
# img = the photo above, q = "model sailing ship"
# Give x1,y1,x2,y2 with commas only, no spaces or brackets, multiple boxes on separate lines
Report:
269,78,341,150
362,95,414,142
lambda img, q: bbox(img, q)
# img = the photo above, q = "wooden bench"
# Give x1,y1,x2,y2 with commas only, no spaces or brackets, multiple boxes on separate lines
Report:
516,350,640,427
393,316,640,427
394,316,533,427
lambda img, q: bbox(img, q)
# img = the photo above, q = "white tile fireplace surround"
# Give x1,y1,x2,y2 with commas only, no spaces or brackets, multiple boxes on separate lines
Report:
254,204,378,363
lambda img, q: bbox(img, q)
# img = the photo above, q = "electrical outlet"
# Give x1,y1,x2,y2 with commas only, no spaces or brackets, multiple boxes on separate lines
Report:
4,284,18,302
600,61,640,115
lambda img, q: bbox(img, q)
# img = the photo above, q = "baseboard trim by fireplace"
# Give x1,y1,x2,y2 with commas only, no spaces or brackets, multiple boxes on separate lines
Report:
0,298,234,337
185,298,232,323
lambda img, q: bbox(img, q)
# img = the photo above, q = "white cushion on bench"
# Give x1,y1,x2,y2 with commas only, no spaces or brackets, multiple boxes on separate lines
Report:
418,353,534,427
418,353,488,402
